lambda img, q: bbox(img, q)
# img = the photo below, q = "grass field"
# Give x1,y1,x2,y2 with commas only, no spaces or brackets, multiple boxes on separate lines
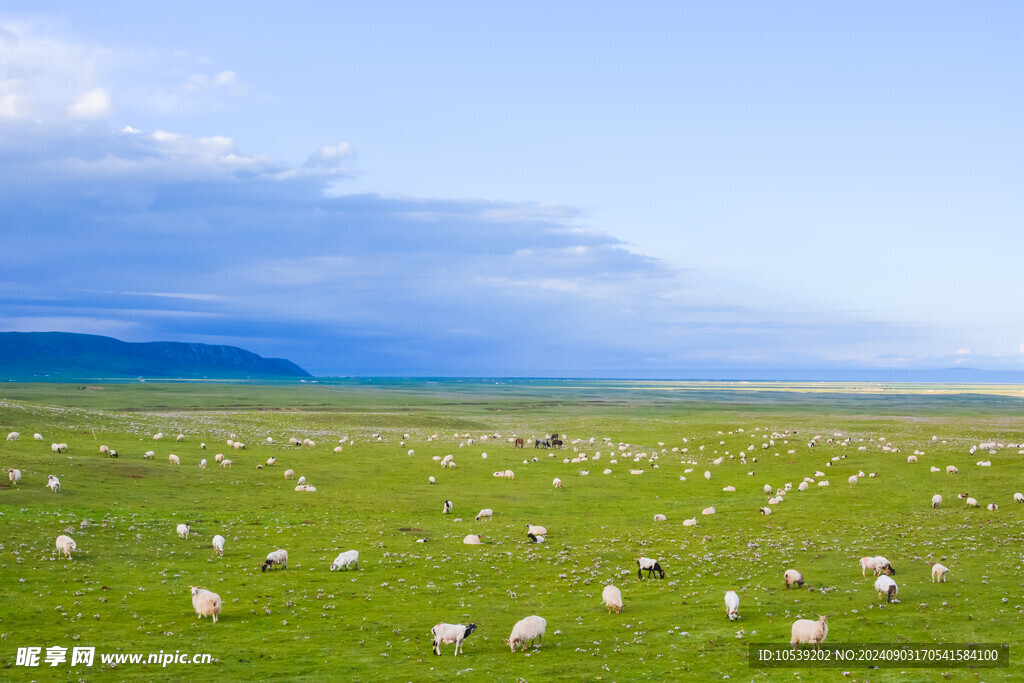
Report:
1,380,1022,681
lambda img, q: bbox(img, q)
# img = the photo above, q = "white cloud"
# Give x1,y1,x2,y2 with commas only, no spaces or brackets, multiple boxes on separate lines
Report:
956,347,971,355
181,70,247,95
304,142,352,168
1020,342,1024,354
67,88,112,118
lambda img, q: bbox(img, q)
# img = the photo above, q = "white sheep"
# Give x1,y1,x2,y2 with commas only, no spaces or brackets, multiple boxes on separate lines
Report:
702,505,715,515
931,563,949,582
200,442,206,449
33,433,42,441
298,476,306,485
475,508,493,522
848,475,858,485
907,455,917,463
930,466,940,472
294,484,317,491
176,434,185,442
168,454,180,465
860,556,895,576
190,586,222,623
220,459,232,468
262,549,288,571
8,468,21,485
817,480,830,487
784,569,804,589
790,615,828,649
199,458,207,469
602,585,623,613
636,557,665,579
724,590,739,621
55,534,77,558
653,513,667,521
704,471,711,480
965,497,979,508
463,533,483,545
215,453,224,463
51,443,68,453
212,535,225,556
153,432,164,441
1015,492,1024,503
683,517,697,526
330,550,359,571
333,446,344,454
526,524,547,536
722,485,735,492
759,507,772,515
443,500,453,514
987,502,999,511
428,476,436,484
946,465,958,474
431,622,477,656
47,475,60,493
527,533,545,543
177,523,191,539
266,457,276,467
763,484,774,494
932,494,942,508
507,615,546,652
504,469,515,479
143,450,154,459
284,469,295,479
99,445,109,454
232,442,245,450
553,477,562,488
798,481,809,491
875,574,898,602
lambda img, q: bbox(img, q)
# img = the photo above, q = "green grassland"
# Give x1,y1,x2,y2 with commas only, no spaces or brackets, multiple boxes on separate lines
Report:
0,380,1022,681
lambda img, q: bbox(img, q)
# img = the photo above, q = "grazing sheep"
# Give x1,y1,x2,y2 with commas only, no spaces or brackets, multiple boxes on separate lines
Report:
875,575,898,602
212,535,225,556
526,524,547,536
33,433,42,440
190,586,222,623
200,442,206,450
261,549,288,571
333,446,344,454
199,458,207,469
946,465,958,474
702,505,716,515
790,615,828,649
428,476,436,484
987,502,999,511
443,500,453,514
504,469,515,479
55,534,77,558
143,450,155,459
8,468,21,484
602,585,623,614
848,475,858,485
47,475,60,493
177,523,191,539
99,445,109,454
5,431,19,441
907,455,917,463
965,497,979,508
168,454,180,465
817,480,830,487
798,481,809,491
784,569,804,589
932,494,942,509
759,507,772,515
1015,492,1024,503
475,508,493,522
507,615,546,652
297,475,306,485
215,453,224,463
637,557,665,579
51,443,68,453
724,590,739,621
653,513,667,522
931,563,949,582
763,484,774,494
860,556,895,576
330,550,359,571
176,434,185,442
431,622,477,656
232,442,245,450
704,471,711,480
930,466,940,472
463,534,483,545
266,457,276,467
284,469,295,479
552,477,562,489
527,533,545,543
153,433,164,441
219,458,232,468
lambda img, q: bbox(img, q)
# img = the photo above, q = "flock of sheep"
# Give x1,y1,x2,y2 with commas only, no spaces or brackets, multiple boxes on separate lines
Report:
4,422,1022,660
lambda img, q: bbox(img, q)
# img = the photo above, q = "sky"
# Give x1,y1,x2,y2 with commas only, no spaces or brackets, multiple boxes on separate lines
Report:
1,2,1023,377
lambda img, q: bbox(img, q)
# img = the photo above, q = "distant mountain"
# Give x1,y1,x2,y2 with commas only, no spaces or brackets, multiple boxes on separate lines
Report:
0,332,311,380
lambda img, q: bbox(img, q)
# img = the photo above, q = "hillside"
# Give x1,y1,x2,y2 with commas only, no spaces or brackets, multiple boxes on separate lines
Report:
0,331,311,380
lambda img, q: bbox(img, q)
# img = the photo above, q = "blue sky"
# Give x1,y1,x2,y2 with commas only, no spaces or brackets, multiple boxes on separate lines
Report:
1,2,1022,376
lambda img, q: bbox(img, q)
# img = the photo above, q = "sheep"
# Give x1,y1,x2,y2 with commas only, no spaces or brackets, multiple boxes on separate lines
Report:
51,443,67,453
817,480,829,487
199,458,207,469
431,622,477,656
428,476,436,484
875,575,898,602
683,517,697,526
200,442,206,450
987,502,999,511
724,590,739,621
704,471,711,480
99,445,109,454
177,523,191,539
759,507,772,515
443,500,453,514
261,549,288,571
168,454,180,465
33,433,42,441
215,453,224,463
763,484,774,494
141,449,154,459
294,484,317,491
55,534,77,558
190,586,222,624
552,477,562,489
463,533,483,545
527,533,545,543
702,505,716,515
333,446,344,454
965,497,979,508
176,434,186,442
848,475,858,485
946,465,958,474
284,469,295,480
232,442,245,450
330,550,359,571
798,481,809,491
507,615,546,652
932,494,942,508
504,469,514,479
1015,492,1024,503
930,466,940,472
907,455,917,463
602,585,623,613
475,508,493,522
8,468,21,485
653,513,667,521
790,615,828,649
220,458,233,468
266,457,276,467
212,535,225,556
784,569,804,589
297,475,306,485
931,562,949,582
47,475,60,493
525,524,547,536
153,432,164,441
722,485,736,492
637,557,665,579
